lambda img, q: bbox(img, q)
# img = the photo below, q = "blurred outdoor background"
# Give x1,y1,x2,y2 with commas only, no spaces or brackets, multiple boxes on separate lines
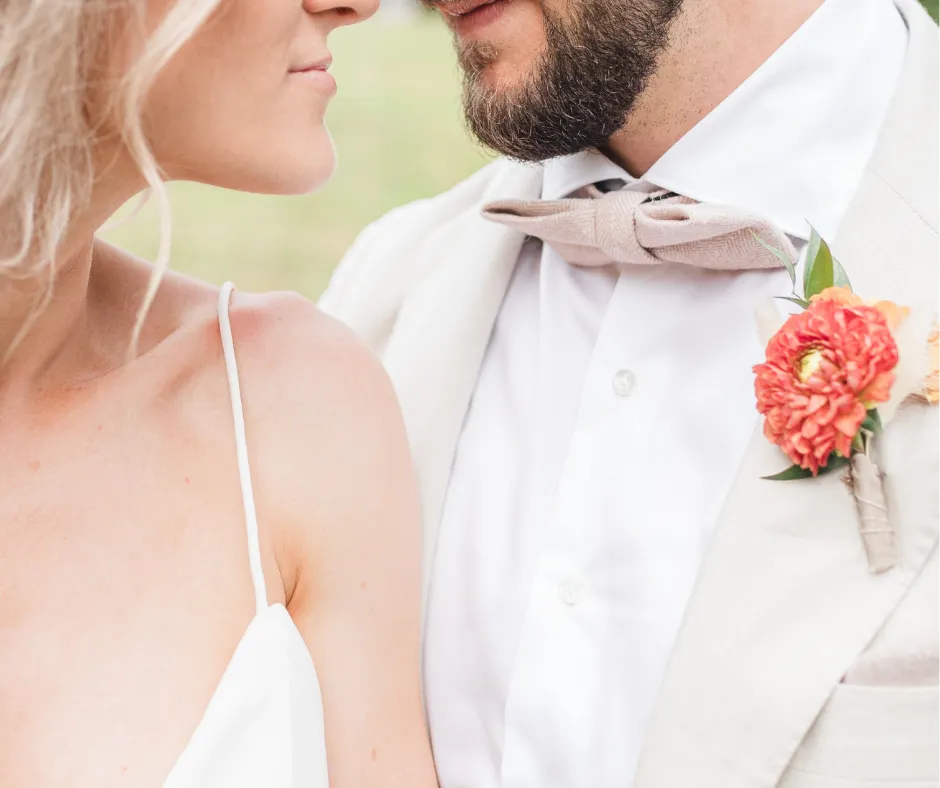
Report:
102,1,939,301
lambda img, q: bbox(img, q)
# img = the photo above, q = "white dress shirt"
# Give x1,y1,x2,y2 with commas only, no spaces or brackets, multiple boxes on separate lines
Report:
423,0,907,786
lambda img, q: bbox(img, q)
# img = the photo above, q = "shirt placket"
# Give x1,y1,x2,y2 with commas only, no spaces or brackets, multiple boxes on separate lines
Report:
499,275,650,788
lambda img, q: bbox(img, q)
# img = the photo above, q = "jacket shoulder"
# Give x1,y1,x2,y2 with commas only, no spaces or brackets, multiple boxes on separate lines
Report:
320,159,530,323
357,157,514,240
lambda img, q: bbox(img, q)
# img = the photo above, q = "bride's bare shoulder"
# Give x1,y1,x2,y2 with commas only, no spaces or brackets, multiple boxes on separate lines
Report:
224,287,395,427
224,287,417,583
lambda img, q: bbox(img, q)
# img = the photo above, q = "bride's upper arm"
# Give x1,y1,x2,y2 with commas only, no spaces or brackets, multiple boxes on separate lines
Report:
230,290,437,788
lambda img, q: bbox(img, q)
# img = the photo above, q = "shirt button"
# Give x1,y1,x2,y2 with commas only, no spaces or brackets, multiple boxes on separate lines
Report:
612,369,637,397
558,578,586,606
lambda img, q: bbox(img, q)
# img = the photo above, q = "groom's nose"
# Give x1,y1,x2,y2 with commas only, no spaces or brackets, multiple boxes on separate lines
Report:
303,0,379,27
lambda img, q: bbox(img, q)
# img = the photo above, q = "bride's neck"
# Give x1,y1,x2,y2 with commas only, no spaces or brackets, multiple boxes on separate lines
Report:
0,237,96,388
0,166,143,390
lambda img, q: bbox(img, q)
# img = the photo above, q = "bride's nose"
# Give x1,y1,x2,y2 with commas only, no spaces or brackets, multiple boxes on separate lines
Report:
303,0,380,27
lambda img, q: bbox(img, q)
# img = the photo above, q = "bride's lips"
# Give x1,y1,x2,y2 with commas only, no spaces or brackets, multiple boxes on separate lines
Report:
288,56,336,95
439,0,508,36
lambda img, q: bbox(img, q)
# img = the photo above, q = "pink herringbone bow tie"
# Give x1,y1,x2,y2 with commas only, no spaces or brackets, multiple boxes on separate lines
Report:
482,186,797,271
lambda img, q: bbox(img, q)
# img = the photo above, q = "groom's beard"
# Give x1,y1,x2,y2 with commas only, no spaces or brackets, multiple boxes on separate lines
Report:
458,0,684,162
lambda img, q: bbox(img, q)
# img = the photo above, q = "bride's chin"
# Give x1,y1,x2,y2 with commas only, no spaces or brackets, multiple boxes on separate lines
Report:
290,129,337,195
296,131,338,195
252,131,338,196
280,160,337,196
179,127,337,196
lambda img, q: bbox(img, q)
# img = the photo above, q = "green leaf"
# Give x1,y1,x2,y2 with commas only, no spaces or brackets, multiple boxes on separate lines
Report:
752,230,796,287
825,455,851,473
776,295,810,309
763,464,817,481
762,454,850,481
852,432,865,454
803,227,835,300
861,409,883,434
831,255,852,290
802,228,821,296
802,225,852,298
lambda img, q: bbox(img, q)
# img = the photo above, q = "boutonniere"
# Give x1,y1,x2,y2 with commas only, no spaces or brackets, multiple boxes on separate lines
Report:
752,229,938,573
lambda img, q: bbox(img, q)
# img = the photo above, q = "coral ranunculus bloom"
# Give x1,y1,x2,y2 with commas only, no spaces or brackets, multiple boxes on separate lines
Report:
754,299,899,475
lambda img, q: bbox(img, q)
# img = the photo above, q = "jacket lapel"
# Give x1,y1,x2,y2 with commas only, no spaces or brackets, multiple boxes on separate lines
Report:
635,2,938,784
381,161,543,614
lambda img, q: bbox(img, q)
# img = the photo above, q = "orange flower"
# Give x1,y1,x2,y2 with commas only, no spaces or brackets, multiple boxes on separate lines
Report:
754,299,899,475
811,286,910,330
812,286,864,308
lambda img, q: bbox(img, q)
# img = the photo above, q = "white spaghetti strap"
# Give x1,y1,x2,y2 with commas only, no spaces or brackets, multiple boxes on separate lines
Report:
218,282,268,615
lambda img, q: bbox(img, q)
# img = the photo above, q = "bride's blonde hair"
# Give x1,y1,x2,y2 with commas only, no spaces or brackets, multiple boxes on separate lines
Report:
0,0,224,353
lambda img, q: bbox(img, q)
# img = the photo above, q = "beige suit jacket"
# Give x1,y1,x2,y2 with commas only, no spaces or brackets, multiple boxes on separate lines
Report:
321,1,939,783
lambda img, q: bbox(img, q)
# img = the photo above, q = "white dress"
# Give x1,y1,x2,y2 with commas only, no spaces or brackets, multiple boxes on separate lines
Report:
162,282,330,787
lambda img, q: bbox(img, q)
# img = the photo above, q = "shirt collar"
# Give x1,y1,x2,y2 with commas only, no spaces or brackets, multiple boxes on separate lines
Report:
541,0,907,242
542,149,637,201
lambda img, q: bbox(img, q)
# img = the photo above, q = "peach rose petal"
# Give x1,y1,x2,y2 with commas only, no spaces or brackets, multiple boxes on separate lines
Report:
926,328,939,404
811,286,910,330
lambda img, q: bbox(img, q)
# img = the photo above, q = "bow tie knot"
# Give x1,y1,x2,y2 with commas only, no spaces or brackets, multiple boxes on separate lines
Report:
482,187,797,272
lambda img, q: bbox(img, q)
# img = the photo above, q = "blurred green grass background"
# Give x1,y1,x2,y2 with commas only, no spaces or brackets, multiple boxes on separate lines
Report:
103,3,939,300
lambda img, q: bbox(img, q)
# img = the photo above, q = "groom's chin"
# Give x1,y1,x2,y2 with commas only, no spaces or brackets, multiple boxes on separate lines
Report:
449,0,547,89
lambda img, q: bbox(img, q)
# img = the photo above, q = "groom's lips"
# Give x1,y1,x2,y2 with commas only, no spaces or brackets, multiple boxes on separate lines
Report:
439,0,507,35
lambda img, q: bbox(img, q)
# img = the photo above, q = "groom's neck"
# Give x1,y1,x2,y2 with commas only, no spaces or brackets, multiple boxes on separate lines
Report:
604,0,824,177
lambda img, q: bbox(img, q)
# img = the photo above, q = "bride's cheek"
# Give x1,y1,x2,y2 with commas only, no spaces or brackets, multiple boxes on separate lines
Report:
139,0,339,196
